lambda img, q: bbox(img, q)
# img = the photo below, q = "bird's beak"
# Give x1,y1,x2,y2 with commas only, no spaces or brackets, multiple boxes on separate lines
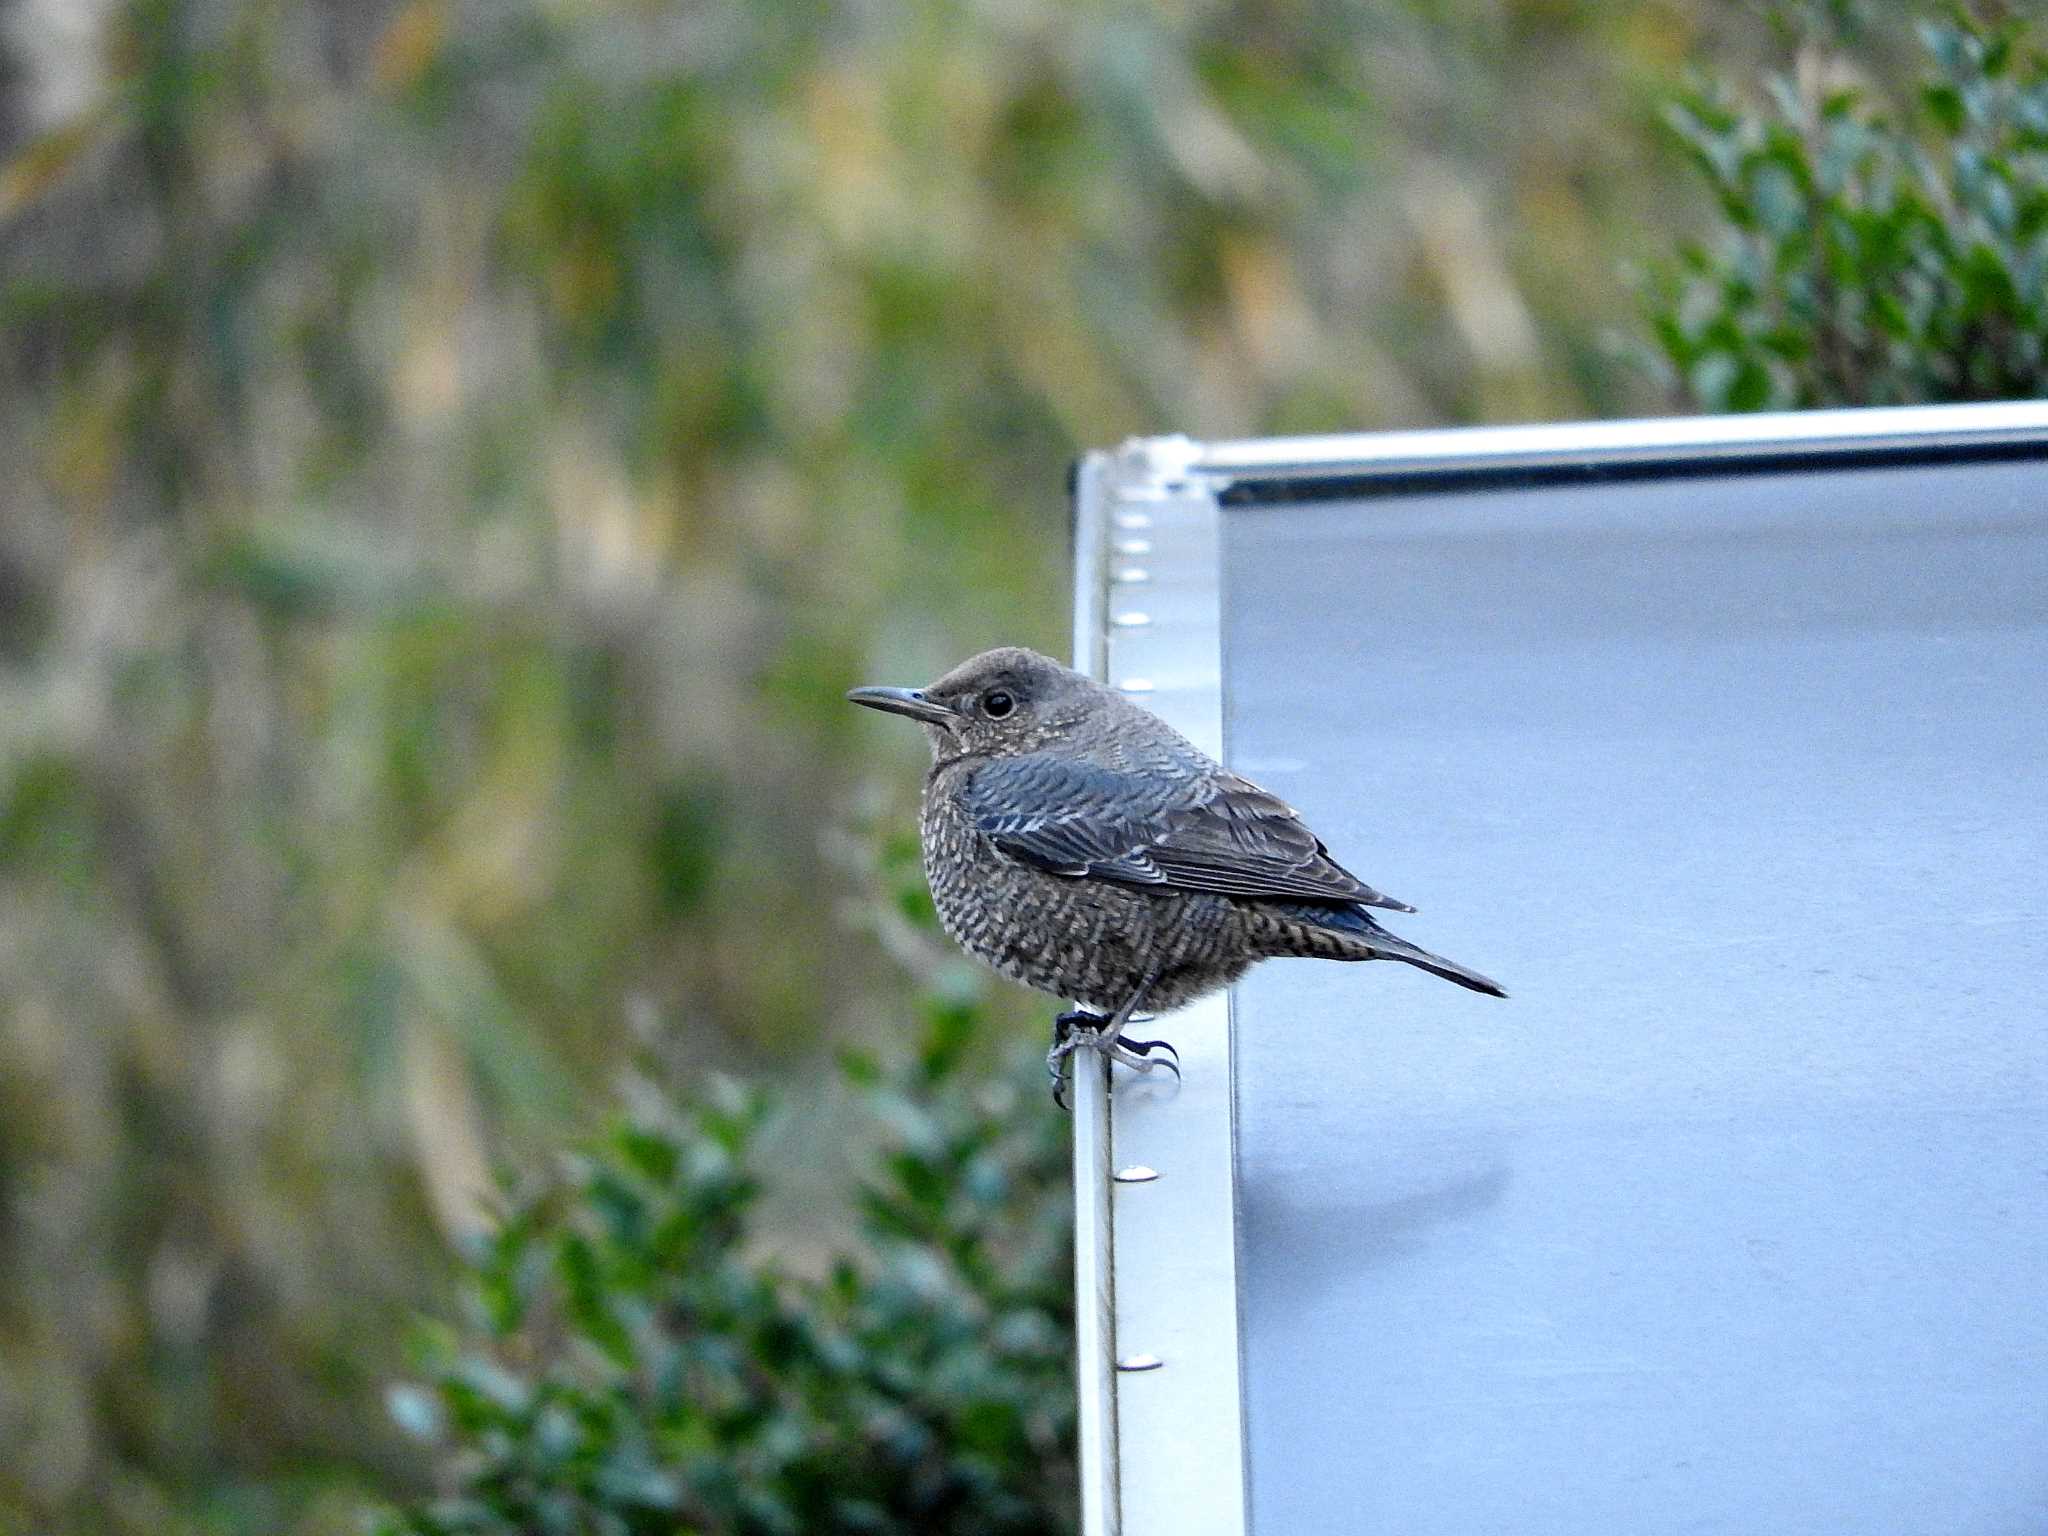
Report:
846,685,959,727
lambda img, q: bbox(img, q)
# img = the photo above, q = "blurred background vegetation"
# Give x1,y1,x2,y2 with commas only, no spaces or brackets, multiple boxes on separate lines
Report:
1,1,2040,1532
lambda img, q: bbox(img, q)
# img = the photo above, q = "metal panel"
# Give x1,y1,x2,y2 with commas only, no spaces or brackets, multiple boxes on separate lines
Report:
1219,451,2048,1533
1071,438,1249,1536
1067,452,1120,1536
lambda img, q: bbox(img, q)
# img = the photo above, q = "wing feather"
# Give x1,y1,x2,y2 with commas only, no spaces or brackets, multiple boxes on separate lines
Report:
962,755,1413,911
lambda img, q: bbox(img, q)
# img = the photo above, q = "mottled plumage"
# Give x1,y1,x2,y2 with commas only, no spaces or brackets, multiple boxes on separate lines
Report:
848,647,1502,1093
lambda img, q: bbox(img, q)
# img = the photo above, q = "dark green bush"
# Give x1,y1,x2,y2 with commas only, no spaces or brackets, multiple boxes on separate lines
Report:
374,997,1074,1536
1643,5,2048,410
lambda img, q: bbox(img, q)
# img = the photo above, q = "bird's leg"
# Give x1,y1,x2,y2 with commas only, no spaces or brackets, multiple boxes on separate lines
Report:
1097,970,1179,1083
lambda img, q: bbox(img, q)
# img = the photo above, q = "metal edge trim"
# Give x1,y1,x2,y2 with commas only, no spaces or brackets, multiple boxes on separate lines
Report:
1069,450,1121,1536
1189,400,2048,480
1096,440,1249,1536
1214,539,1254,1532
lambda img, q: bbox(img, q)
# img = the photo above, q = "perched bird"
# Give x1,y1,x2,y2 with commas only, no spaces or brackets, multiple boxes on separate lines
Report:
849,646,1503,1102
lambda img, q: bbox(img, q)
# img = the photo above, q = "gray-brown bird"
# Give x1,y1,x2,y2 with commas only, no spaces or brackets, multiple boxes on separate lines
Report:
849,646,1504,1102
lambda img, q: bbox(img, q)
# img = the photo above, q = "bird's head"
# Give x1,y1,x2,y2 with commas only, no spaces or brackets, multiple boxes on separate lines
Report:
847,646,1101,762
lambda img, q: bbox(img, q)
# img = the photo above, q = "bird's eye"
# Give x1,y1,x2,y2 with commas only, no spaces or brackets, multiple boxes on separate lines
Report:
982,689,1015,719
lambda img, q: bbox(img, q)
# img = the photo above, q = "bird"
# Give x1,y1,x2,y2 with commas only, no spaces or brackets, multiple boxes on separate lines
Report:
848,646,1504,1103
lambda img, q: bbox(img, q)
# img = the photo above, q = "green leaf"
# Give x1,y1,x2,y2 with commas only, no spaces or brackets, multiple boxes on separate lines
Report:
1983,29,2013,80
1924,83,1966,134
1725,356,1775,412
558,1232,637,1369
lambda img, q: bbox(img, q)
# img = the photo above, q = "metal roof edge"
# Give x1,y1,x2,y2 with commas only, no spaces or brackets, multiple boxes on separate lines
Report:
1071,443,1250,1536
1069,451,1120,1536
1185,399,2048,481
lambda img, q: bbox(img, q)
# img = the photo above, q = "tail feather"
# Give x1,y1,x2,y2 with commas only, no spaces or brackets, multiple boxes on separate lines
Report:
1279,902,1507,997
1357,929,1507,997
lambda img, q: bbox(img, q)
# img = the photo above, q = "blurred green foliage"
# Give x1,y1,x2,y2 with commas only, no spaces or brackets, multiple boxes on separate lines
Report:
1643,4,2048,408
2,0,2020,1532
374,1008,1072,1536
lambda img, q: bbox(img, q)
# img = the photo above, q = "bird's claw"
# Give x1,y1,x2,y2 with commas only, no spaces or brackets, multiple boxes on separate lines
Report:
1113,1034,1179,1066
1048,1013,1180,1110
1048,1010,1105,1109
1104,1034,1181,1081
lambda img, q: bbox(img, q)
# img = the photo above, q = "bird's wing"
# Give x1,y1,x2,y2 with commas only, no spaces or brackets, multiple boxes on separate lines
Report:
962,754,1414,911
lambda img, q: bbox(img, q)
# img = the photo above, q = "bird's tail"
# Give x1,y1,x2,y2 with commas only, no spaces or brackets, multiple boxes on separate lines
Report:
1357,928,1507,997
1279,904,1507,997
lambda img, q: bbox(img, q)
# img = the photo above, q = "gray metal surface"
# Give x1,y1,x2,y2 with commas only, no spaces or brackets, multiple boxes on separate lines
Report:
1067,451,1120,1536
1222,455,2048,1533
1099,463,1246,1536
1071,437,1248,1536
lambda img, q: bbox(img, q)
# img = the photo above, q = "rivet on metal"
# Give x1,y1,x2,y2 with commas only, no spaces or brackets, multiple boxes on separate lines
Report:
1118,678,1156,695
1114,566,1150,584
1116,1354,1165,1373
1114,1166,1160,1184
1111,611,1151,628
1115,538,1153,556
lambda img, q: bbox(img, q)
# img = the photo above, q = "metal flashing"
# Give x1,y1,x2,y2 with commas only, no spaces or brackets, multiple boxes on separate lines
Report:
1191,399,2048,484
1071,438,1249,1536
1070,399,2048,1535
1067,451,1120,1536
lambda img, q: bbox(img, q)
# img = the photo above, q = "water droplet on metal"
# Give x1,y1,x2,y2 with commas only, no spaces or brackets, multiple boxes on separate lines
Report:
1114,1166,1160,1184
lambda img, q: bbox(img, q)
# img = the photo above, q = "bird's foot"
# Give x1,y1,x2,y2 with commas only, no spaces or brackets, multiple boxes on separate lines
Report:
1048,1011,1180,1110
1048,1009,1105,1109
